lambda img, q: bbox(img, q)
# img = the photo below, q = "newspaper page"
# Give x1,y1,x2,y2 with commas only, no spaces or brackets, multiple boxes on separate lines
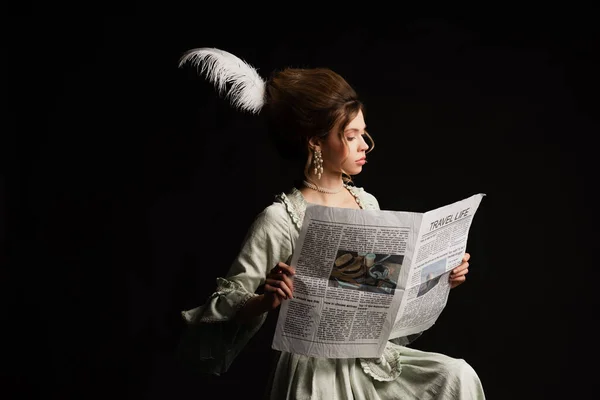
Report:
389,193,486,339
271,193,485,358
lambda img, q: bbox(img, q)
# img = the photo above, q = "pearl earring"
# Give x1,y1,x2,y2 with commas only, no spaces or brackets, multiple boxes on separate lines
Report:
312,149,323,179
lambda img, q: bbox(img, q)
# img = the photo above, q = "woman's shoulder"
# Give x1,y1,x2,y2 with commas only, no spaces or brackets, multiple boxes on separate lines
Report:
253,188,305,231
273,188,306,230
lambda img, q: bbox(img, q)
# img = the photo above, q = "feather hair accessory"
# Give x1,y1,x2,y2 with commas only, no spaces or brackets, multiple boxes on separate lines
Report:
179,47,266,114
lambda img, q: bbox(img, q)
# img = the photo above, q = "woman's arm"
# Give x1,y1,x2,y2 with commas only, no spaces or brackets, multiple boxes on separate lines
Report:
235,262,295,323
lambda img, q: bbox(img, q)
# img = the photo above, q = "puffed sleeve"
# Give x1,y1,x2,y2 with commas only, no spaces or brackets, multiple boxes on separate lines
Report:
177,203,293,375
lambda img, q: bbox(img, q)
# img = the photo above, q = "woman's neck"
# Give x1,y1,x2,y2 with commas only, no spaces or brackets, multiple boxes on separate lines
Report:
299,176,360,209
303,173,344,193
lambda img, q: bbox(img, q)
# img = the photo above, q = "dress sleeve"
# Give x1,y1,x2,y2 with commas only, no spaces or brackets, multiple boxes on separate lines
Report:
177,203,293,375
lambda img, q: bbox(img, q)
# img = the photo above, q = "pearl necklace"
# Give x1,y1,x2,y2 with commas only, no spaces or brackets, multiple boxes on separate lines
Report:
303,180,345,194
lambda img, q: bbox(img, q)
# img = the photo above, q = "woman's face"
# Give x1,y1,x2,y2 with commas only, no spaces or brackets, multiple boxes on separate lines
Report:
320,110,370,176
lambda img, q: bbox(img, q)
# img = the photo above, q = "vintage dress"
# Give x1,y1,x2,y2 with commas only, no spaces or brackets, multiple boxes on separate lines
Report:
179,186,486,399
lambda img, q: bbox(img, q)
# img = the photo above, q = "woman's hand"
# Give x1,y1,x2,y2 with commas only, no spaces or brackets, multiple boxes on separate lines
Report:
263,262,295,310
236,262,296,323
449,253,470,289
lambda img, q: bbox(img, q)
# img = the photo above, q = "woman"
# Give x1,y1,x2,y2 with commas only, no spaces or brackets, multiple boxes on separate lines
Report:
177,48,484,399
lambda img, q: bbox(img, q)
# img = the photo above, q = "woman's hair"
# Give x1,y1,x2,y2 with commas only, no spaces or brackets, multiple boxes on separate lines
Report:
177,48,374,184
263,68,375,183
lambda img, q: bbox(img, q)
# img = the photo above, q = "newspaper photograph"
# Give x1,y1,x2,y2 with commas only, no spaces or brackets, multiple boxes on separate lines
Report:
271,193,485,358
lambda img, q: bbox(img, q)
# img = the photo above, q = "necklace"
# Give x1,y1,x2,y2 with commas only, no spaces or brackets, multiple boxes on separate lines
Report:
303,180,345,194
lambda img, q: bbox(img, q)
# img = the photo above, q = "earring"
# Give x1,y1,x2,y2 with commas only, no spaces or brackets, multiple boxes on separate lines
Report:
313,149,323,179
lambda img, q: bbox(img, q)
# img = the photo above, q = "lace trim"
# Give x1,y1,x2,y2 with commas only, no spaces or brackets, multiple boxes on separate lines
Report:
275,186,370,230
359,343,403,382
183,278,257,323
275,190,305,230
347,185,380,210
214,277,247,294
216,277,256,311
345,185,364,208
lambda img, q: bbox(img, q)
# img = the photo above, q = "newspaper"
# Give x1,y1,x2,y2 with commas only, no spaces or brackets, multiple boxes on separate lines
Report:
271,193,485,358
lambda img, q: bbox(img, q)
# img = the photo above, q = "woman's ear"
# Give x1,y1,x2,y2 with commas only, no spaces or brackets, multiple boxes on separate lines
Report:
308,136,321,150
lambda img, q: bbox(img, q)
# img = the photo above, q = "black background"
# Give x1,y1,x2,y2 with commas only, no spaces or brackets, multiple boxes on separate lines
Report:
6,11,598,400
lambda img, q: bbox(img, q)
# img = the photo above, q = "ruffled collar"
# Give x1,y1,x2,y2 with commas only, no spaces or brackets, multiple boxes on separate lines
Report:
275,186,365,230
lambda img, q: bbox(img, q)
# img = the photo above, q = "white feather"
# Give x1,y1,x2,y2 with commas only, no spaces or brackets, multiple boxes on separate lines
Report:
179,47,266,114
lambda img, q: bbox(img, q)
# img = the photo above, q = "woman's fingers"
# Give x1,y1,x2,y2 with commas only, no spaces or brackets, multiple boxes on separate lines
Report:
451,264,469,277
266,278,293,299
272,262,296,276
450,275,466,289
265,275,294,292
282,273,294,292
264,283,286,300
450,253,471,289
452,260,469,274
268,262,295,294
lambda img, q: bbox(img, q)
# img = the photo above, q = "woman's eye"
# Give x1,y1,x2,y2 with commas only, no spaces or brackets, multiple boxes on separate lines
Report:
346,136,356,141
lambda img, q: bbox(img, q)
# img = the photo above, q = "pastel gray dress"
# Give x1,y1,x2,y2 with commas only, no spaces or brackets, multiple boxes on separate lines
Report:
179,186,486,400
